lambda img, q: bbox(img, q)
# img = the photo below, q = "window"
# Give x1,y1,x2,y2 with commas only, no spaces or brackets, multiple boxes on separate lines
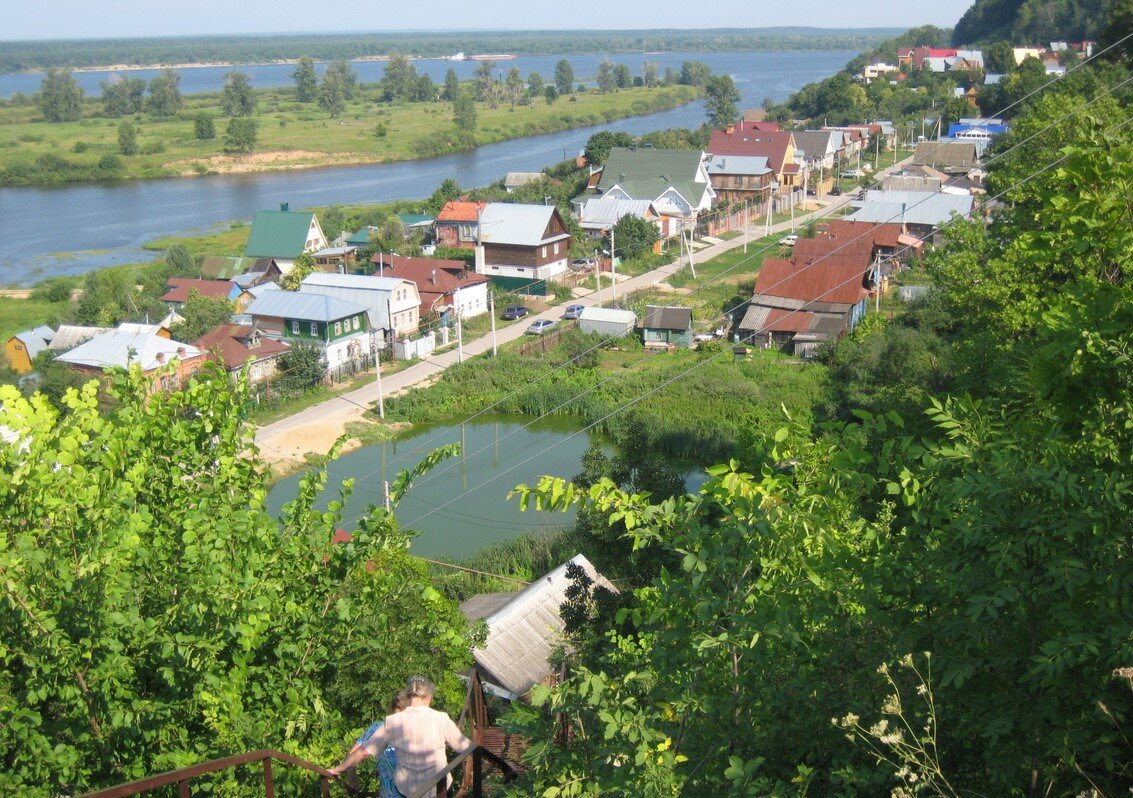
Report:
334,322,342,336
310,323,318,336
352,316,359,330
541,246,547,258
291,321,299,335
553,242,560,255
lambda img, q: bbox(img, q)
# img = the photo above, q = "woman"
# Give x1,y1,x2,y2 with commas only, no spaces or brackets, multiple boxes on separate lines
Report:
346,690,408,798
329,677,472,798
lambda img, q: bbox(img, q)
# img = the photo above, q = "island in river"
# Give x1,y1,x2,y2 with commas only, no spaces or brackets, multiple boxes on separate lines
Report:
0,80,699,186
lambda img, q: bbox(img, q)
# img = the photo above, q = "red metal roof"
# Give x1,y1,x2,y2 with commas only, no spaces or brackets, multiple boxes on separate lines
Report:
161,277,235,304
371,254,489,314
436,201,487,223
708,129,795,172
820,220,905,250
754,257,870,306
194,324,290,370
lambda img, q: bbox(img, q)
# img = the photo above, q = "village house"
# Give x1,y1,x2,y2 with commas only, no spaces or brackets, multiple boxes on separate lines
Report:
862,62,899,82
818,219,924,266
46,325,109,355
848,189,975,243
707,125,802,198
579,147,715,237
245,290,371,370
703,153,774,211
434,201,488,249
578,307,637,339
193,323,290,386
912,140,980,173
576,197,665,247
460,554,617,699
371,253,490,320
311,245,358,272
160,277,252,313
55,328,205,393
243,203,328,276
737,246,874,358
640,305,694,349
476,203,573,281
792,130,844,195
300,272,420,344
5,325,54,374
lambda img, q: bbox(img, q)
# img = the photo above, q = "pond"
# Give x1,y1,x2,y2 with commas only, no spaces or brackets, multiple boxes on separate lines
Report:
265,415,706,560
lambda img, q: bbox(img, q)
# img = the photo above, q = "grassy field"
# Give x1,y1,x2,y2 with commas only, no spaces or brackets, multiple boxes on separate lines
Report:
0,83,700,185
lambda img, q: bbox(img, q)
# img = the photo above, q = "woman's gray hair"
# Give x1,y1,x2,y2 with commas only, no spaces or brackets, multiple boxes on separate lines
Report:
406,676,435,698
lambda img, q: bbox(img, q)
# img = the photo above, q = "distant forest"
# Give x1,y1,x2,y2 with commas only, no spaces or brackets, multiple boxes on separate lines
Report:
951,0,1114,45
0,28,901,74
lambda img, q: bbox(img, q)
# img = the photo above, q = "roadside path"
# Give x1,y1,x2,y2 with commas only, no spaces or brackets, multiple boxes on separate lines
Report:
255,159,909,466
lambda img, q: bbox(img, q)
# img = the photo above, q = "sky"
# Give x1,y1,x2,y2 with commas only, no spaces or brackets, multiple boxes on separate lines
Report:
3,0,975,40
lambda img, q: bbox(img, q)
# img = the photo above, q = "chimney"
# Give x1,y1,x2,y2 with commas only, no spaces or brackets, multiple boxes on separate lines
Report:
155,352,165,364
430,269,437,285
280,202,290,212
176,347,186,357
726,124,735,135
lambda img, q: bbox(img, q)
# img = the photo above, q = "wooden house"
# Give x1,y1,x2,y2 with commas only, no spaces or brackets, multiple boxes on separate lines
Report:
640,305,693,349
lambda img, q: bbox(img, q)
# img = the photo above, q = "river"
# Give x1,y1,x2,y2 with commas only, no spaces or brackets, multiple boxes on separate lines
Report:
0,50,855,285
265,416,705,559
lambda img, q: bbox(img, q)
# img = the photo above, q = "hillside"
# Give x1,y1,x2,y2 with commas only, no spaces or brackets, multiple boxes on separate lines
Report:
951,0,1112,45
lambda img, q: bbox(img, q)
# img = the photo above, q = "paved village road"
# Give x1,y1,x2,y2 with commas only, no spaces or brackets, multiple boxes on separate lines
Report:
255,157,912,465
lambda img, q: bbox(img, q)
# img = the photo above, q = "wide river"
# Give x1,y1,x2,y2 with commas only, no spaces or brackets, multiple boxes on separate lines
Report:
0,50,854,284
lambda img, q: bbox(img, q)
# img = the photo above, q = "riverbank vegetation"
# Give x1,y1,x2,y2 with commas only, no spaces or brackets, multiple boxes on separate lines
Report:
0,77,699,185
0,28,900,74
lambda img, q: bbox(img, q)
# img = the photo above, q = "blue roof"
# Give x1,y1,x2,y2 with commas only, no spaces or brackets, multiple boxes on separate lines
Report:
246,290,366,322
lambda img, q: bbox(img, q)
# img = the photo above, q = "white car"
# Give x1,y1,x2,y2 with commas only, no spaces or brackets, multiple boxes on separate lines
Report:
780,234,799,247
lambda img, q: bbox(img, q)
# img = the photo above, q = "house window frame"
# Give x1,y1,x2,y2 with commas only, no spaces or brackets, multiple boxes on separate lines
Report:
310,322,318,337
291,320,300,335
334,321,342,336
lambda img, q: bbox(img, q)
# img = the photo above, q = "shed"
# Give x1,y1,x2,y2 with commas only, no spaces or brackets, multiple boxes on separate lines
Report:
640,305,693,349
578,306,636,338
5,325,55,374
461,554,617,698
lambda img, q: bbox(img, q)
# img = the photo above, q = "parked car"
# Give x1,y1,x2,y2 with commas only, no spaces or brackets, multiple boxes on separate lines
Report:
780,234,799,247
526,319,557,335
570,258,595,272
501,304,530,320
830,186,843,196
562,304,585,320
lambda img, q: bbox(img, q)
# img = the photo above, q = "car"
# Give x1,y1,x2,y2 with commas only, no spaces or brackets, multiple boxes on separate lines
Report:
562,304,586,320
830,186,843,196
570,258,595,272
779,234,799,247
526,319,557,335
501,304,530,320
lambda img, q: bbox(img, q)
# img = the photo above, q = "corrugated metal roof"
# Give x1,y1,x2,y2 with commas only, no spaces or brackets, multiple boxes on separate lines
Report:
912,141,979,168
753,257,870,306
246,290,367,322
577,197,655,229
244,210,318,259
471,554,617,696
478,203,568,247
641,305,692,331
56,330,201,371
597,147,706,192
578,307,637,324
704,154,771,176
11,326,55,360
849,191,973,226
48,325,109,352
302,273,406,292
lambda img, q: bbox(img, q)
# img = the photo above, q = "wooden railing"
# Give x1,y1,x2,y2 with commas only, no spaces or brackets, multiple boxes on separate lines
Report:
406,745,520,798
78,749,352,798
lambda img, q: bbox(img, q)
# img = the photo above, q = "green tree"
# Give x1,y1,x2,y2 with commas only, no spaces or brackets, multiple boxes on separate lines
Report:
170,292,234,341
643,61,659,88
37,67,83,123
608,213,659,261
583,130,636,165
292,55,318,102
613,63,631,89
473,60,498,105
275,342,326,391
145,68,182,117
413,73,436,102
318,73,346,116
441,67,460,101
704,74,742,128
1098,0,1133,65
0,371,472,795
595,59,616,93
554,58,574,95
321,205,347,241
193,112,215,140
99,74,145,117
281,251,317,291
504,67,525,105
452,88,477,132
164,243,195,274
425,177,462,214
379,53,418,102
544,85,558,104
220,70,255,117
116,120,138,156
527,70,544,97
678,60,711,87
222,117,258,153
324,59,358,100
984,40,1015,73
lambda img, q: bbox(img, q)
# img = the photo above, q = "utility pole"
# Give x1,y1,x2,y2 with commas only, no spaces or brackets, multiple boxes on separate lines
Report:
609,226,617,302
456,308,464,363
488,291,498,357
686,228,696,278
743,197,749,254
374,343,385,419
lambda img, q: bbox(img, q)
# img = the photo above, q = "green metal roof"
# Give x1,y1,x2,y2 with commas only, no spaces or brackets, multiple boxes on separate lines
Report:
200,255,256,280
244,211,316,259
397,213,434,226
345,227,376,247
597,147,705,192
